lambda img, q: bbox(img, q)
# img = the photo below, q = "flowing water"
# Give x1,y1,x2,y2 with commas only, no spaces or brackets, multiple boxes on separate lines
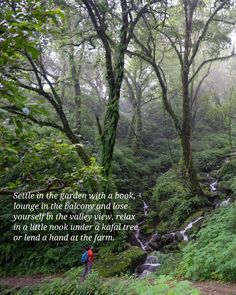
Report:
210,181,218,192
135,224,147,251
142,201,148,217
216,197,231,208
136,255,161,278
134,167,234,277
134,200,149,250
134,200,162,277
180,217,204,242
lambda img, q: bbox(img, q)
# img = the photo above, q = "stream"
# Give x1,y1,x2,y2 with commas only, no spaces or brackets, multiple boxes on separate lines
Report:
134,165,234,278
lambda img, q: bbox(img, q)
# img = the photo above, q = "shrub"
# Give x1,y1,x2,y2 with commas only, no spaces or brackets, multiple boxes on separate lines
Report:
178,203,236,282
16,271,199,295
152,170,207,230
194,148,229,172
218,159,236,181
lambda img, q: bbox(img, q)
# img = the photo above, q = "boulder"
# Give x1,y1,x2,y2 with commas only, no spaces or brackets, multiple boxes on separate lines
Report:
95,246,146,277
218,181,233,193
148,233,162,250
179,210,205,230
161,233,174,245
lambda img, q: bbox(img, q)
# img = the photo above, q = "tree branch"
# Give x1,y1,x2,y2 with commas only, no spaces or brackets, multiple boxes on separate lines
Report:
189,52,236,84
0,179,68,195
0,106,65,132
189,0,230,65
159,29,183,68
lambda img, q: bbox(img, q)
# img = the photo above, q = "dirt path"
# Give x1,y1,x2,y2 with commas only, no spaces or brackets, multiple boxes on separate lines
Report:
0,274,62,289
193,281,236,295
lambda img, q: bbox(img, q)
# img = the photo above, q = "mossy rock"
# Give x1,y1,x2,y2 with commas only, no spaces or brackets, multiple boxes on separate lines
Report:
140,223,155,236
162,242,179,253
95,246,146,277
179,210,205,230
204,191,220,202
218,181,233,193
210,170,218,179
156,221,170,234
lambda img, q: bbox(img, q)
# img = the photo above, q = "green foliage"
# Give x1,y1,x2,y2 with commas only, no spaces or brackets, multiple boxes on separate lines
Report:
98,231,128,255
218,158,236,181
179,202,236,282
95,246,146,277
112,146,178,194
194,147,229,172
125,275,200,295
0,0,62,100
152,170,206,230
0,128,104,276
15,270,199,295
155,252,182,276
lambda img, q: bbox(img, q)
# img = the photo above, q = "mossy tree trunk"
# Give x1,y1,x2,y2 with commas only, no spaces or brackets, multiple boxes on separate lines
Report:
82,0,148,196
180,1,203,195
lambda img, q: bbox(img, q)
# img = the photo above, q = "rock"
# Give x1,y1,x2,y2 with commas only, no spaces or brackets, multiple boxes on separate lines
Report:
129,232,142,248
175,231,183,242
95,246,146,277
135,255,160,277
205,191,222,203
218,181,233,193
148,233,162,250
162,242,179,253
210,170,218,179
179,210,205,230
161,233,174,245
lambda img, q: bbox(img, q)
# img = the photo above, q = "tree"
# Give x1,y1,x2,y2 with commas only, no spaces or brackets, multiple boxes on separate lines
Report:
130,0,236,194
209,65,236,148
0,1,90,165
80,0,154,192
124,60,157,154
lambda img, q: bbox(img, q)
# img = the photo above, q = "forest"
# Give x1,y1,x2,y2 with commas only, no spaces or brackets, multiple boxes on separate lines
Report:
0,0,236,294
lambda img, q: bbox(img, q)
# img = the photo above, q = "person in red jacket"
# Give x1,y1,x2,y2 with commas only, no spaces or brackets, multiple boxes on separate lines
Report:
82,246,94,281
87,246,94,273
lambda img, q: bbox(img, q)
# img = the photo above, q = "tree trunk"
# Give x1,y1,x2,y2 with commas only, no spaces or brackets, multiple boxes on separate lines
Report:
101,91,120,180
69,46,82,134
133,102,142,154
181,62,202,195
74,79,82,134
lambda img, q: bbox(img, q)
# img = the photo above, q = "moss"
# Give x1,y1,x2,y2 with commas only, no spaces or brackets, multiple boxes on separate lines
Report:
218,181,233,193
95,246,146,277
210,170,218,179
152,169,207,229
156,221,170,234
140,224,155,235
179,210,206,230
140,210,159,236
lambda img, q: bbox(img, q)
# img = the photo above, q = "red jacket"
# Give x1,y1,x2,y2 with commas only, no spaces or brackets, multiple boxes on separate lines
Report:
87,249,94,263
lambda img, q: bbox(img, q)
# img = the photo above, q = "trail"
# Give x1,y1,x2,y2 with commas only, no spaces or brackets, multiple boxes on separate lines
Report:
0,274,62,289
193,281,236,295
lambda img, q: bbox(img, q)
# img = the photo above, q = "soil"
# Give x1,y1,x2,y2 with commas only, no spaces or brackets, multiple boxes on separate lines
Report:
0,274,62,289
193,281,236,295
